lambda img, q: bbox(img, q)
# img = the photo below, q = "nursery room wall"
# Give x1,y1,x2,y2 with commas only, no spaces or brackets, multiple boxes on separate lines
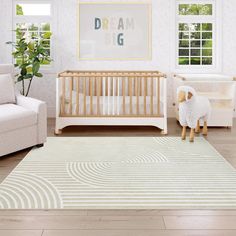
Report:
0,0,236,118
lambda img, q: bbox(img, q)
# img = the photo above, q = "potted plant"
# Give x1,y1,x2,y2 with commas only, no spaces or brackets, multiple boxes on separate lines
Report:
7,28,52,96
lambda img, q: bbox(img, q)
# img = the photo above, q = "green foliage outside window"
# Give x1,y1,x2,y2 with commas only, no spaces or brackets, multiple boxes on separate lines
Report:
179,4,213,15
16,4,23,15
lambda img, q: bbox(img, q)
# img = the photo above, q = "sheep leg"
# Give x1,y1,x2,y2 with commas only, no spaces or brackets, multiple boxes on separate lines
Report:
181,126,187,140
190,128,195,142
195,120,200,133
202,121,208,136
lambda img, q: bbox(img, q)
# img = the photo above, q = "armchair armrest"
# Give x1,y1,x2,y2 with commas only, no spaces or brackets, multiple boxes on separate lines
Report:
16,95,47,144
16,95,45,113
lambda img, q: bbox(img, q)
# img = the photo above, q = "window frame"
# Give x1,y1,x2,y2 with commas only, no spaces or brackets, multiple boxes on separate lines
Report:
174,0,222,73
13,0,55,72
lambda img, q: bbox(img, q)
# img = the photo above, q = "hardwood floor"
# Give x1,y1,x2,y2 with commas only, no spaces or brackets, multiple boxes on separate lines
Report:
0,118,236,236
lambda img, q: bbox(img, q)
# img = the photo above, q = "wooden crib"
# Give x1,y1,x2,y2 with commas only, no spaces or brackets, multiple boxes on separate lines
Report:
55,71,167,134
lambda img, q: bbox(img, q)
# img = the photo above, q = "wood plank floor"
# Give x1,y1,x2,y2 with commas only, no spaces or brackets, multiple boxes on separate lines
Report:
0,118,236,236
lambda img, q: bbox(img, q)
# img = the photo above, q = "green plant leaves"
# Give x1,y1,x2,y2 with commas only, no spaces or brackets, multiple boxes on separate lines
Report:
35,72,43,78
24,74,33,79
7,27,52,96
28,41,35,51
17,75,24,82
32,61,40,74
21,67,27,76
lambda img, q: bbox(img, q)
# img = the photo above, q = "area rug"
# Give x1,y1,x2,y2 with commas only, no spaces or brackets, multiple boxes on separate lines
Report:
0,137,236,209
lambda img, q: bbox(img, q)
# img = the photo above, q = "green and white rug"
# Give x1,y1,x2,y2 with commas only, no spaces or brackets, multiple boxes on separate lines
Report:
0,137,236,209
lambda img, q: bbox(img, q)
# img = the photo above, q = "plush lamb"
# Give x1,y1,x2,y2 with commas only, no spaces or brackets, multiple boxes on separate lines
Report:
177,86,211,142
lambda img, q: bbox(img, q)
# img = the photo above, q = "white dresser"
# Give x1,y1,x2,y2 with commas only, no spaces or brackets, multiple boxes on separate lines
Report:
173,74,236,127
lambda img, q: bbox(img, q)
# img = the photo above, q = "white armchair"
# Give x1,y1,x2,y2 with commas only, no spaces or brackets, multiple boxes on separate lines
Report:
0,64,47,157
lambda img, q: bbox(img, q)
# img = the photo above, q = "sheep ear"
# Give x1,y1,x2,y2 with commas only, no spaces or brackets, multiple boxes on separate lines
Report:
187,92,193,100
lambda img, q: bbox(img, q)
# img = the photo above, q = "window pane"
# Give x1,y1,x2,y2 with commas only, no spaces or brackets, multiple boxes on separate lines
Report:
179,23,189,31
202,40,212,48
42,40,51,48
202,23,212,31
179,4,212,15
40,23,51,31
202,32,212,39
16,4,51,16
191,57,201,65
189,23,201,31
30,32,39,39
179,4,198,15
202,49,212,56
16,23,27,31
179,57,189,65
191,40,201,47
199,4,213,15
179,40,189,47
179,49,189,56
202,57,212,65
191,32,200,39
191,49,200,56
179,32,189,39
28,24,38,31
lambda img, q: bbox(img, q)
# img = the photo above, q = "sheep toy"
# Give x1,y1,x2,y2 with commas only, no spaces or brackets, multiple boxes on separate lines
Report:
177,86,211,142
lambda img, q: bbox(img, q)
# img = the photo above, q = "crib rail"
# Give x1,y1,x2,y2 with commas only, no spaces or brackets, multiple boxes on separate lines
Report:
57,71,167,118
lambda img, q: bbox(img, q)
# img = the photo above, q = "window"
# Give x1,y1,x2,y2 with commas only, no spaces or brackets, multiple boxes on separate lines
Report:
13,1,52,66
177,1,215,67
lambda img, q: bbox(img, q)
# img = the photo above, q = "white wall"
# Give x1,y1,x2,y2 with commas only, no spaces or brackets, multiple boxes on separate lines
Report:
0,0,235,118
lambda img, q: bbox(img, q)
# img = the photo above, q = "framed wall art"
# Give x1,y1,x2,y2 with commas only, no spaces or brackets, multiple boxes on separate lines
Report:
78,2,152,60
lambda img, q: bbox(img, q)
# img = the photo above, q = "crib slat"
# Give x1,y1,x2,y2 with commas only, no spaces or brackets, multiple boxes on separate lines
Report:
69,77,73,115
115,78,118,115
103,77,105,115
97,77,100,115
94,77,97,96
106,77,108,96
113,77,115,116
151,77,154,115
90,78,93,115
157,77,160,116
140,77,142,96
122,77,126,115
107,77,110,115
76,77,79,115
144,78,147,115
129,78,132,114
100,77,103,96
117,78,120,115
83,77,86,115
61,78,65,116
135,77,139,115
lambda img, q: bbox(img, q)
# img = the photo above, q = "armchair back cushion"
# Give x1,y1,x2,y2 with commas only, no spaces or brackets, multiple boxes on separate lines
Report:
0,74,16,105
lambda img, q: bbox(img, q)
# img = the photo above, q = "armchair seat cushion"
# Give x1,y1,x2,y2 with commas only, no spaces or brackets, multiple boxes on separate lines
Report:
0,104,37,133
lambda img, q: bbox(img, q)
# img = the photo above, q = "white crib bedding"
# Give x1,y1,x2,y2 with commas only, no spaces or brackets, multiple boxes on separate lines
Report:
63,92,164,116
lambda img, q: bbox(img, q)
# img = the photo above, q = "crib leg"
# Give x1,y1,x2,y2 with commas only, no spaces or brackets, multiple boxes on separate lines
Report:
161,118,168,135
55,129,62,135
161,129,168,135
